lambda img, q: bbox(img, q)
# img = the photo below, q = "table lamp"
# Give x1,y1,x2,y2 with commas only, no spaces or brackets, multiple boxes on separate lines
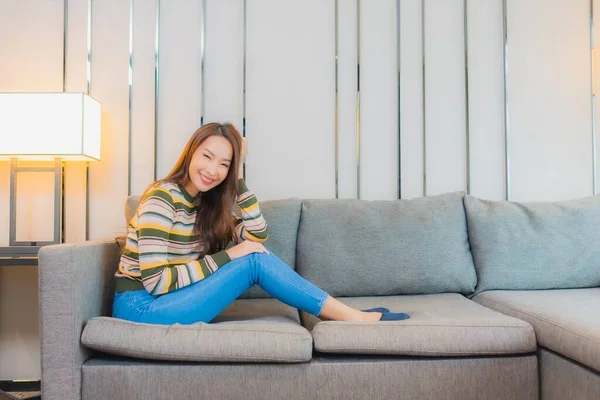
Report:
0,92,101,259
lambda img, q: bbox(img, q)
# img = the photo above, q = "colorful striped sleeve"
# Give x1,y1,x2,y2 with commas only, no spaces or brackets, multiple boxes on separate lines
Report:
137,187,231,295
234,179,269,243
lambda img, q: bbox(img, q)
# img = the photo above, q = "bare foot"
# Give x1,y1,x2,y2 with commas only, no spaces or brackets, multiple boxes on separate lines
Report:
357,311,382,322
318,296,382,322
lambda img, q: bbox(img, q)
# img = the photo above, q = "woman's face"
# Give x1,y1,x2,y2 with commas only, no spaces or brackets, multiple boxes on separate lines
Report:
185,135,233,196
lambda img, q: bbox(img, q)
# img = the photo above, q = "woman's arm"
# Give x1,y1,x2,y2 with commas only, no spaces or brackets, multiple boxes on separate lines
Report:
234,179,269,243
137,187,231,295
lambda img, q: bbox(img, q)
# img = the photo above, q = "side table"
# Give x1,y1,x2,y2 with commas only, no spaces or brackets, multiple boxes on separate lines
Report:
0,248,41,400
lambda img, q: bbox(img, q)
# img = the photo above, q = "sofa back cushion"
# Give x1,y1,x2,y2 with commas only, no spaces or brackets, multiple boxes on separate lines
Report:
296,192,477,296
251,198,302,269
125,195,141,223
464,195,600,294
123,196,302,299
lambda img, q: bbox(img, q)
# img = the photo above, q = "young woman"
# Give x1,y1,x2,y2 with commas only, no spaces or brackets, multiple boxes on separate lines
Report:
112,123,410,325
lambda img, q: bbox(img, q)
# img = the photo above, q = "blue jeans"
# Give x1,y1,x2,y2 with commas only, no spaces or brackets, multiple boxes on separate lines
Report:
112,252,330,325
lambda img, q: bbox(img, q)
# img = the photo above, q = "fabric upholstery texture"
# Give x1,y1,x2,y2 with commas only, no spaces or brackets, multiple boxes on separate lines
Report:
303,293,536,356
296,192,477,297
81,355,538,400
538,347,600,400
82,299,311,363
39,240,121,400
474,288,600,372
464,194,600,294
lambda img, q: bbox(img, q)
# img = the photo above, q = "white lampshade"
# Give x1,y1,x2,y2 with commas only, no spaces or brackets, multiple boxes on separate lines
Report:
0,92,101,161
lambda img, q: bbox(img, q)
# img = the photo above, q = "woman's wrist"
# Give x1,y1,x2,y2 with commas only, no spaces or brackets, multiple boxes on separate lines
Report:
237,178,249,195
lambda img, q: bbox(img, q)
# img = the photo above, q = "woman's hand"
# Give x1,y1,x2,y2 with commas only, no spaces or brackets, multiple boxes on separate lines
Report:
226,240,269,260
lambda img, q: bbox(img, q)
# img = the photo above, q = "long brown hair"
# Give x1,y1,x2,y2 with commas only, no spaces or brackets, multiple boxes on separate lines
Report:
141,123,242,256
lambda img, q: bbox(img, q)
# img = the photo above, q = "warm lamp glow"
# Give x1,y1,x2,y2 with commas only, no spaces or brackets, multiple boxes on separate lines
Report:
0,92,101,160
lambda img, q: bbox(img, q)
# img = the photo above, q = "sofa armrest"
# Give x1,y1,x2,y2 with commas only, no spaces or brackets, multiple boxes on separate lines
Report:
39,239,121,400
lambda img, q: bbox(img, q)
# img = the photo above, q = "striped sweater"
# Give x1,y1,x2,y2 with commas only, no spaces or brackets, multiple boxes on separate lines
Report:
115,179,268,295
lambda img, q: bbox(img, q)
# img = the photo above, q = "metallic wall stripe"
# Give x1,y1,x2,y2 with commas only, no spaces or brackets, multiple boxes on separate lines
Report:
62,0,67,243
60,161,67,243
397,0,402,199
154,0,160,181
128,0,134,196
61,159,65,243
85,161,89,239
334,0,339,199
591,0,598,194
356,0,361,199
86,0,92,95
85,0,92,240
63,0,68,92
242,0,247,180
54,158,63,243
421,0,427,196
200,0,206,126
463,0,471,194
502,0,510,200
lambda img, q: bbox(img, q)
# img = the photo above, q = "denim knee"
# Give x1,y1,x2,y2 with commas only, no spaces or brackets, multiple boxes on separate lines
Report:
251,251,272,263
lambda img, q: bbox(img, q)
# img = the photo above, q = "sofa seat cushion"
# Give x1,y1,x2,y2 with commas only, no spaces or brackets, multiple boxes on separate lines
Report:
81,299,312,363
474,288,600,372
304,293,536,356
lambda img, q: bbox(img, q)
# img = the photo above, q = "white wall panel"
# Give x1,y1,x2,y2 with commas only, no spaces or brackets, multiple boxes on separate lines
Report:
204,0,243,129
509,0,593,202
0,0,62,380
399,0,424,199
88,0,130,239
65,0,88,94
64,0,90,243
0,0,63,92
424,0,467,196
0,0,64,246
156,0,204,179
359,0,398,200
130,0,157,195
246,0,335,200
467,0,506,200
337,0,358,199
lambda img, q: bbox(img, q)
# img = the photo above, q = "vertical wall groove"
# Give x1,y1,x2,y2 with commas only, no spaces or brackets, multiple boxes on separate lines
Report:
464,0,471,195
242,0,247,181
421,0,427,196
591,0,597,194
86,0,92,95
85,0,92,240
200,0,206,126
62,0,68,243
127,0,133,196
397,0,402,199
502,0,511,200
356,0,361,199
334,0,339,199
153,0,160,181
62,0,68,92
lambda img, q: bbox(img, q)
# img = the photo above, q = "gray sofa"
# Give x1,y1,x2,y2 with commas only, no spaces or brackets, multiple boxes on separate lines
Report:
38,192,600,400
